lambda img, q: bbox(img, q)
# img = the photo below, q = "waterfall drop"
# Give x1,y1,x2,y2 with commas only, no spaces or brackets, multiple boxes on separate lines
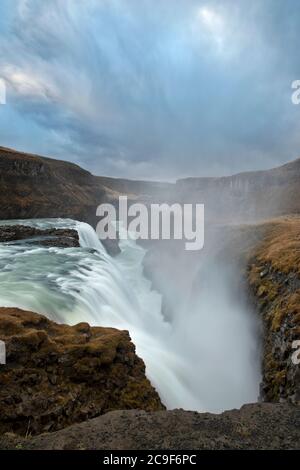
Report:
0,218,260,412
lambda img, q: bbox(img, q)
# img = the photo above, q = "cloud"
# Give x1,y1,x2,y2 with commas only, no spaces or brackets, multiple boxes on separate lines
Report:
0,0,299,180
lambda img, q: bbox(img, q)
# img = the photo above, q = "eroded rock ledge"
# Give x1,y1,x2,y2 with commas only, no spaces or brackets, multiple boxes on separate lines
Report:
0,308,164,436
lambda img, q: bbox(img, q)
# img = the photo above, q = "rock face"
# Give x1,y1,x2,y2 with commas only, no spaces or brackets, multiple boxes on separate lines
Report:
0,225,80,248
0,308,164,436
175,158,300,223
248,217,300,404
1,403,299,450
0,146,111,227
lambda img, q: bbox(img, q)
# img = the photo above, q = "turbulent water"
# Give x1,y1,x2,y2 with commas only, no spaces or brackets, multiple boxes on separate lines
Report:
0,218,260,412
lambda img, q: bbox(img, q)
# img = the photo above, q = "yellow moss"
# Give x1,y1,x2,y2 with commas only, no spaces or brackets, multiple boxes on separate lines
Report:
271,304,285,331
118,378,164,411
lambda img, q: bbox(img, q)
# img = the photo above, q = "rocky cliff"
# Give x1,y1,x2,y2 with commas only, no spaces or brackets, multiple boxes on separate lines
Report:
248,217,300,403
2,145,300,227
0,308,164,436
0,146,110,226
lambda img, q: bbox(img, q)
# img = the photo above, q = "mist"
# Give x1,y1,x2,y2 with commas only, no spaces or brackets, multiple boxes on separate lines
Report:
0,218,261,412
142,234,261,411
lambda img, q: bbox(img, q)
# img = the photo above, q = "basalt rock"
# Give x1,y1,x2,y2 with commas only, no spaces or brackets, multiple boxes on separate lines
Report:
248,217,300,404
0,307,164,436
0,225,80,248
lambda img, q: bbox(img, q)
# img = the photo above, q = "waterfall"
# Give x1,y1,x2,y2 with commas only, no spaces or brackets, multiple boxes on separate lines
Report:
75,221,106,252
0,218,260,412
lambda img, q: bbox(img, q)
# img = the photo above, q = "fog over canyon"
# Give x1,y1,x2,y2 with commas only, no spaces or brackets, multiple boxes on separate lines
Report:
0,217,261,412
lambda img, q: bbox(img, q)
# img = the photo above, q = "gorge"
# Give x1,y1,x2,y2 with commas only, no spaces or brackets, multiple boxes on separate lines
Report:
0,146,299,449
0,218,260,412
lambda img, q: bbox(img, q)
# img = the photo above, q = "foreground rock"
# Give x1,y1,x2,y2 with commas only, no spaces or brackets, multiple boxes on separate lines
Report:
0,403,299,450
0,308,164,436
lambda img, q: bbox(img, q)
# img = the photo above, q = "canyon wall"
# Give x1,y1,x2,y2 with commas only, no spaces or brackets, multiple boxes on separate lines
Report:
175,158,300,222
248,217,300,403
2,145,300,226
0,146,109,225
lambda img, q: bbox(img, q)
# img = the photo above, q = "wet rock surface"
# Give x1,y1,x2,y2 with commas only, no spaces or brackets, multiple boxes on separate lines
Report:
0,403,299,450
0,308,164,436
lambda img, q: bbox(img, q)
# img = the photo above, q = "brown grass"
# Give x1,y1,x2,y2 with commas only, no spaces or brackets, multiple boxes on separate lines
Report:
248,215,300,331
253,216,300,275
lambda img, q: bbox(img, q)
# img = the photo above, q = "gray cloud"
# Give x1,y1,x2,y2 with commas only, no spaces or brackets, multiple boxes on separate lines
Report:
0,0,300,180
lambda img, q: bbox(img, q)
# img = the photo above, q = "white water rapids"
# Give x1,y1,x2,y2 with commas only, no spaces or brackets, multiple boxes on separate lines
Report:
0,218,260,412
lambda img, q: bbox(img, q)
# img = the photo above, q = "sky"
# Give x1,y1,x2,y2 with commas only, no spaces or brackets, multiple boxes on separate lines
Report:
0,0,300,181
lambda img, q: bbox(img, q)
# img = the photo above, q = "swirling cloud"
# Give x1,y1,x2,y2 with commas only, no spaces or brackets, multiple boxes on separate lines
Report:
0,0,299,180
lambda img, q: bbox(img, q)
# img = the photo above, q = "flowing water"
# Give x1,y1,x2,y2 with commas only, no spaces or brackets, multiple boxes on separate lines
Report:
0,218,260,411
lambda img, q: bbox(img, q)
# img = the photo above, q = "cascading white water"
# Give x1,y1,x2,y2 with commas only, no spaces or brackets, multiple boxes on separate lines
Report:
0,218,260,411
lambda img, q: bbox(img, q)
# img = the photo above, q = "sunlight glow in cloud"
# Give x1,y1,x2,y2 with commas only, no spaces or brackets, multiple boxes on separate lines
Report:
196,6,226,51
3,66,56,100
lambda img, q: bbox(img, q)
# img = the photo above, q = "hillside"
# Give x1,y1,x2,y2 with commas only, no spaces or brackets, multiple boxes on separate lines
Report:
1,146,300,226
0,146,112,225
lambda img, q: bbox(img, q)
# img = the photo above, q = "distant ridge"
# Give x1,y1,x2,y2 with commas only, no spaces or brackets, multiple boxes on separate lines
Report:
0,145,300,223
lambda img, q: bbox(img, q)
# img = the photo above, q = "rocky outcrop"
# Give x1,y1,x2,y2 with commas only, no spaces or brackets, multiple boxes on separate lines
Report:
0,308,164,436
248,217,300,403
0,225,80,248
0,403,299,450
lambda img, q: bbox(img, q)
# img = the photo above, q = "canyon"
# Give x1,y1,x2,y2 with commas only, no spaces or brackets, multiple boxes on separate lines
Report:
2,145,300,224
0,146,299,449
